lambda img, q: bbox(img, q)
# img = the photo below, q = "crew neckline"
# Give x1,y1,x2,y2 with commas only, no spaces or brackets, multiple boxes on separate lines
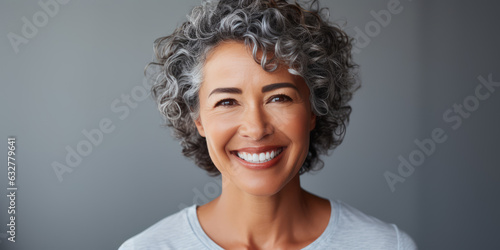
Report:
186,199,338,250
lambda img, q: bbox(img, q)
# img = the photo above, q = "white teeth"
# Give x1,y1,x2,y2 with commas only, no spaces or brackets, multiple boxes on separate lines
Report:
252,154,258,162
259,153,265,161
236,148,283,163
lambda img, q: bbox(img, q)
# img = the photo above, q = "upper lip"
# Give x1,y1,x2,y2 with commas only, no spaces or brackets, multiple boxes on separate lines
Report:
231,145,285,154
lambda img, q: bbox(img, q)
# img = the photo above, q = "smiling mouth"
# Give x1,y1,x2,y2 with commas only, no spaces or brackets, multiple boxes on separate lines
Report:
234,147,284,164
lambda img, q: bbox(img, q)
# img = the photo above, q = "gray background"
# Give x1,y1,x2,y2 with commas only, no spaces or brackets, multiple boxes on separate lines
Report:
1,0,499,249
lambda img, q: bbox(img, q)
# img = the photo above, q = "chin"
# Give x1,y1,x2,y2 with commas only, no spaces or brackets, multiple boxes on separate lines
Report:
229,168,300,197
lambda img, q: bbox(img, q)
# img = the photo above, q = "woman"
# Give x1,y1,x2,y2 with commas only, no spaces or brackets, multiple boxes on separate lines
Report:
120,0,416,249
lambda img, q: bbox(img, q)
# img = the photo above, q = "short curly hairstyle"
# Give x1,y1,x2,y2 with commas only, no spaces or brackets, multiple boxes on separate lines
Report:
148,0,358,176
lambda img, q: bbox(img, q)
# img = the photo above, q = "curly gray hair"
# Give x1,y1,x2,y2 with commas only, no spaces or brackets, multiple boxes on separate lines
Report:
148,0,358,175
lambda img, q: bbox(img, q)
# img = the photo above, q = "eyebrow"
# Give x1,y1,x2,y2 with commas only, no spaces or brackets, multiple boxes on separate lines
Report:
208,87,242,97
261,82,298,93
208,82,297,97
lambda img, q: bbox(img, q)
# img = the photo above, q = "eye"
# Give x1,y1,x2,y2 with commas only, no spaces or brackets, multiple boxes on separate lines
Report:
215,98,238,107
268,94,292,103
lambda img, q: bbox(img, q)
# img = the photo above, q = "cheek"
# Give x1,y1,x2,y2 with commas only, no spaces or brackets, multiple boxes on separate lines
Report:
269,104,311,138
202,113,240,162
204,111,240,137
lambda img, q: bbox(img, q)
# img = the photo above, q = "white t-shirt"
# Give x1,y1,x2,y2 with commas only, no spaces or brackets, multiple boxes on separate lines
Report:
119,199,417,249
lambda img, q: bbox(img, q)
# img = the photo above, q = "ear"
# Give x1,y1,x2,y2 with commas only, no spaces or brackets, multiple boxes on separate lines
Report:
310,112,316,131
194,116,206,137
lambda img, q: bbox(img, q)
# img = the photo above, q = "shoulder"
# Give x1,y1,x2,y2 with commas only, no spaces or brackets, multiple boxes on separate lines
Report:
118,206,207,250
317,200,417,249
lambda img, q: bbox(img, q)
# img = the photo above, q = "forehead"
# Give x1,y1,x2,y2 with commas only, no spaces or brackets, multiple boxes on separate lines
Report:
202,41,301,89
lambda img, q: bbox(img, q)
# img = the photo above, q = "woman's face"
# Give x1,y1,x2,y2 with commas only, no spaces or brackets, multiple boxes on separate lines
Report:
195,41,316,196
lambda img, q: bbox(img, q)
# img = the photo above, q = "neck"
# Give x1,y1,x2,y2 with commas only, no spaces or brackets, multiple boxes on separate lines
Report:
202,174,320,248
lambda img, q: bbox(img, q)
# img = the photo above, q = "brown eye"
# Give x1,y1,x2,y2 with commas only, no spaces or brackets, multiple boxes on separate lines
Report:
215,99,238,107
269,94,292,103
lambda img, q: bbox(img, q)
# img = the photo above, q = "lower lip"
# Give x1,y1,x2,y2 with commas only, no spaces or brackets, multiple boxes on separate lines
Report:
233,148,285,170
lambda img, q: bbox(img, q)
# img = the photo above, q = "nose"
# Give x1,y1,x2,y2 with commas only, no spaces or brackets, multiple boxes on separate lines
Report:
238,105,274,141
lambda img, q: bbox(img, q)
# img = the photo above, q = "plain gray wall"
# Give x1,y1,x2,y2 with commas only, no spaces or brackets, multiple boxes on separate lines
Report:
1,0,499,249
